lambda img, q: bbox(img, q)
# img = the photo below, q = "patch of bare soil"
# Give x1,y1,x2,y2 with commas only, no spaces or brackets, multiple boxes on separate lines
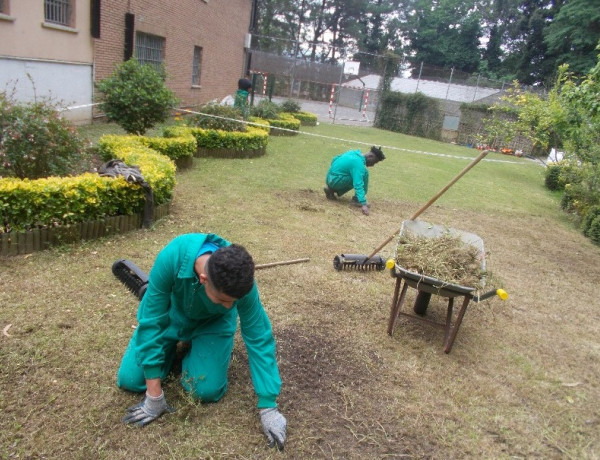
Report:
274,325,415,458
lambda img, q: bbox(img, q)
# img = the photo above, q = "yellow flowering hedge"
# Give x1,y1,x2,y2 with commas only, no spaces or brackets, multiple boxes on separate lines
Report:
268,113,301,136
287,111,318,126
0,135,177,232
163,125,269,153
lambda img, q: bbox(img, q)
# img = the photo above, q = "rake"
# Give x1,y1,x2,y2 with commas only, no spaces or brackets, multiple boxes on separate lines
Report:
113,257,310,300
333,150,489,271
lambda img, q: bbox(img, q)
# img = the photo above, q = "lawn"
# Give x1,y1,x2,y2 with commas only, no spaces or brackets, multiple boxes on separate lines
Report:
1,120,598,459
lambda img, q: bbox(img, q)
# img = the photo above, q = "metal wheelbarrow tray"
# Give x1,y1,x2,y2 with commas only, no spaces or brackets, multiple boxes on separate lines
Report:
387,220,494,354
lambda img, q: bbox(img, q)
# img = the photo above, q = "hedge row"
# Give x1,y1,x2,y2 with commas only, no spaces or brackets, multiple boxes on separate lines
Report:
163,125,270,155
288,111,318,126
0,136,177,232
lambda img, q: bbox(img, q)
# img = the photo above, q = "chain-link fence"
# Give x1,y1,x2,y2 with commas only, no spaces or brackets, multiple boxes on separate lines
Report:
247,48,542,152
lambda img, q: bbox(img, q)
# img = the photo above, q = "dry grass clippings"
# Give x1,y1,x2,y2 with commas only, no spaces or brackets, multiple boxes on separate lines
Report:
396,232,484,288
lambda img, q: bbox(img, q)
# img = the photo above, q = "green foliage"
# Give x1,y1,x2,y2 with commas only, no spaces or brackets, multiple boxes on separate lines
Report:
0,92,85,179
189,103,247,132
375,91,442,140
96,59,179,135
0,173,144,231
585,215,600,244
96,135,176,205
268,113,301,135
290,111,318,126
544,164,564,191
544,1,600,77
249,99,280,119
279,99,302,113
406,0,483,73
581,205,600,237
164,125,269,152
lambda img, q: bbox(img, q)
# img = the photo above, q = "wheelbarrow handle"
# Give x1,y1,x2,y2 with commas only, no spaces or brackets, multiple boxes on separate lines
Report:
474,288,509,302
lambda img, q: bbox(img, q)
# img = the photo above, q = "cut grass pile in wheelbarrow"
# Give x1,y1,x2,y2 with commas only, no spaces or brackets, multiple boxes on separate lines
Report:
395,232,485,288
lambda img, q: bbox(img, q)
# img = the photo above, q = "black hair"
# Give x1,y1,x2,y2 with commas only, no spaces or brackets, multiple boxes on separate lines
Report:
370,146,385,161
206,244,255,298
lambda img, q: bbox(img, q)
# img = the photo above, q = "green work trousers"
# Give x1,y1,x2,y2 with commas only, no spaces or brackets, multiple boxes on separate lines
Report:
117,310,237,402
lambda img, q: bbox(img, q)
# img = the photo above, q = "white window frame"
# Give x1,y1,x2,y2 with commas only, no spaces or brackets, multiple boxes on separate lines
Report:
44,0,73,27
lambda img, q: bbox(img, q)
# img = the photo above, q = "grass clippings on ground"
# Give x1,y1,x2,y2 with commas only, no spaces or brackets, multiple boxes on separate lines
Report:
1,120,599,459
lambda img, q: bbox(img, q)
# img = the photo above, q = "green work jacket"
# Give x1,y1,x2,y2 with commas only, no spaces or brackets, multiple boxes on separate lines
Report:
326,149,369,205
135,233,281,408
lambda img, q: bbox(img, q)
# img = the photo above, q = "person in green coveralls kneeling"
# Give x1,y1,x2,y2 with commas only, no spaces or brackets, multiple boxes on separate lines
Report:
117,233,286,450
323,146,385,216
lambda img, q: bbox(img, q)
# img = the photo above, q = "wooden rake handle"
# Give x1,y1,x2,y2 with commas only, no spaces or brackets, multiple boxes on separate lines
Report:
366,150,489,260
255,257,310,270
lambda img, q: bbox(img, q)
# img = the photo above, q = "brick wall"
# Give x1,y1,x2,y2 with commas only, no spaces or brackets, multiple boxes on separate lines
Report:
94,0,252,108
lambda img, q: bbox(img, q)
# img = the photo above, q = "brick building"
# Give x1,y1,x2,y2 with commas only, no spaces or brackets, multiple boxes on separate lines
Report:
94,0,254,110
1,0,255,123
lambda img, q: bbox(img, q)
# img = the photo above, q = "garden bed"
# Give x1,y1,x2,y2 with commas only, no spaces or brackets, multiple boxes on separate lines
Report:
0,202,170,257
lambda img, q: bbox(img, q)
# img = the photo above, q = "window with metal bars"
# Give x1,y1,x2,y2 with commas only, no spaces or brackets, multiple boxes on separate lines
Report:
44,0,72,27
135,32,165,73
192,46,203,85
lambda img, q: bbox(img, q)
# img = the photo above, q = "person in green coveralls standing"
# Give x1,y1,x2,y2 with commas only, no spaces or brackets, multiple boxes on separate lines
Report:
117,233,286,450
323,146,385,216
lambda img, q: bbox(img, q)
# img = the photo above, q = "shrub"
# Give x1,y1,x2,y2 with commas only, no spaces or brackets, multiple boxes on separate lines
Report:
587,215,600,244
250,99,280,119
0,92,86,180
96,58,179,135
268,113,301,136
287,111,317,126
581,205,600,237
545,164,564,191
189,104,246,132
279,99,302,113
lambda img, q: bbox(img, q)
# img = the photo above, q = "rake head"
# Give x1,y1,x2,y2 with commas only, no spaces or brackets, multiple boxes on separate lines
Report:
112,259,149,300
333,254,386,271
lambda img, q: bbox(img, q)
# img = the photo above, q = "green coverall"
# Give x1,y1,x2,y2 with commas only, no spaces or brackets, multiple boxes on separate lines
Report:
117,233,281,409
325,149,370,205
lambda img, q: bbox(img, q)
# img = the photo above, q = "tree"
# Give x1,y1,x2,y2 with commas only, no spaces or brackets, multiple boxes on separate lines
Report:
488,44,600,225
405,0,483,74
544,0,600,77
500,0,564,86
96,59,179,136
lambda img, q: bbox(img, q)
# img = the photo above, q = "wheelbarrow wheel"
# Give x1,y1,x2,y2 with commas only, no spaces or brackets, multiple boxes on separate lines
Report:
413,291,431,316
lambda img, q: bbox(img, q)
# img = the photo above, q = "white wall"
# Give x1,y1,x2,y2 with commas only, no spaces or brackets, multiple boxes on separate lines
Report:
1,57,93,124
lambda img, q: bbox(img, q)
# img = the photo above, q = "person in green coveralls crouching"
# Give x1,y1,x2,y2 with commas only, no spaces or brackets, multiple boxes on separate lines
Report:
117,233,286,450
323,146,385,216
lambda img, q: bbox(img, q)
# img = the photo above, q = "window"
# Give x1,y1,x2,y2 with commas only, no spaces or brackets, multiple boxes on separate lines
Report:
192,46,203,86
135,32,165,73
44,0,73,27
0,0,8,14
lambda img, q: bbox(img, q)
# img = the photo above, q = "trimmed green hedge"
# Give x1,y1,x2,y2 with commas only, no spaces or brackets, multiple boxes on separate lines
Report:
268,113,301,136
0,136,177,232
288,111,318,126
97,135,177,205
163,125,269,157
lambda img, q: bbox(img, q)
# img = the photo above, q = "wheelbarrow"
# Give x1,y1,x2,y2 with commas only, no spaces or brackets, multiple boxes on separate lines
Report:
386,220,507,353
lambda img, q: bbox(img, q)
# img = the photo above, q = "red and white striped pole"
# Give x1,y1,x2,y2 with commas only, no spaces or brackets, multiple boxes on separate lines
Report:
362,89,370,120
328,84,336,117
262,74,268,95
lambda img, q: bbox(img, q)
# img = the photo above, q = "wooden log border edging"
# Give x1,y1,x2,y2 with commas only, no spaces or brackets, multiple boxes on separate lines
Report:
0,202,170,257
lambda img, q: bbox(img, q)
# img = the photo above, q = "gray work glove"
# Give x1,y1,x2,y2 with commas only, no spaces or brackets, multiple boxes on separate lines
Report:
123,391,174,427
260,407,287,450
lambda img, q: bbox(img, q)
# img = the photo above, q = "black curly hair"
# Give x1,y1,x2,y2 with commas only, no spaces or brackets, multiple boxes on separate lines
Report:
370,146,385,161
206,244,255,298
